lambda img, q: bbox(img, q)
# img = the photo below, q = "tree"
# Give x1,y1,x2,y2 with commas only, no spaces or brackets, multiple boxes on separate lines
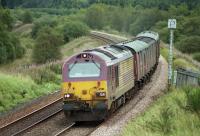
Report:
31,17,57,38
0,8,25,64
32,27,63,64
63,21,89,42
85,4,106,29
0,7,13,30
175,36,200,54
22,11,33,23
129,8,163,35
0,0,7,8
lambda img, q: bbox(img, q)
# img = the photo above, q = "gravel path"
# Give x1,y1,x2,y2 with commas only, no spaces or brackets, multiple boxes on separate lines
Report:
90,56,168,136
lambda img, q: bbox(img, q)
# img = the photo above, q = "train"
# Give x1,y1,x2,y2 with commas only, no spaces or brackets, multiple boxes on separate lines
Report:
62,31,160,121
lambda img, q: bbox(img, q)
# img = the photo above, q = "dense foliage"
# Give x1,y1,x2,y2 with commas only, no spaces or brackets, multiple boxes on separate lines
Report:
0,8,25,64
31,17,57,38
32,27,63,64
176,36,200,54
63,21,89,42
21,11,33,23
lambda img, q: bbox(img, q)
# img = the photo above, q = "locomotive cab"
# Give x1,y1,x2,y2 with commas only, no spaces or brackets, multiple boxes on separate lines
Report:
62,52,108,121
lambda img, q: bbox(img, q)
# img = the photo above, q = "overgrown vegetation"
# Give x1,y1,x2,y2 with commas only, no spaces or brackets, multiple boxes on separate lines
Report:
63,21,89,42
122,87,200,136
32,27,63,64
0,8,25,64
0,72,59,112
21,11,33,24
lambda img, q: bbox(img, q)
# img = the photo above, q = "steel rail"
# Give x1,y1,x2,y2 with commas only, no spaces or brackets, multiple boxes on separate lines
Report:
54,122,76,136
0,98,62,136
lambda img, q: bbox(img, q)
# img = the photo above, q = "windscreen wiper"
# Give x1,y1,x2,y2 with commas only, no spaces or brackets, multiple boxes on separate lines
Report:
68,61,77,71
92,60,100,70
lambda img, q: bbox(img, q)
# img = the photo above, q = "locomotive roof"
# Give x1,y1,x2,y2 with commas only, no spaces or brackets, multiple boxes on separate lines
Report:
136,31,159,41
84,45,132,65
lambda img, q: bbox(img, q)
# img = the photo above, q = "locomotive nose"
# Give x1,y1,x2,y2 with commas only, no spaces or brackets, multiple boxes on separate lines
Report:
62,81,107,101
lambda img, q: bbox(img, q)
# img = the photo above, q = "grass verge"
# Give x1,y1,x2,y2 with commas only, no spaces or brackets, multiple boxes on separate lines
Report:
122,87,200,136
0,72,59,113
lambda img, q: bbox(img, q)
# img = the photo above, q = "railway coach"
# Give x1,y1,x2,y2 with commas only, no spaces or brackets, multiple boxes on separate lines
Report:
62,31,160,121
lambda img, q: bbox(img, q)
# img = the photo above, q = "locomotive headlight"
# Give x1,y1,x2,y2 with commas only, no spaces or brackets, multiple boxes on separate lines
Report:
64,93,72,99
96,92,106,97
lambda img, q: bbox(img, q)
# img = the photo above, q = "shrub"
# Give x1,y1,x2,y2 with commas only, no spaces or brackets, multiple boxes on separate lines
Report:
29,67,59,84
130,8,163,35
49,63,62,74
63,21,89,42
175,36,200,54
0,27,25,64
173,58,197,71
184,86,200,115
31,17,57,38
193,53,200,62
0,72,59,113
32,27,63,64
85,4,106,29
146,106,174,134
21,11,33,24
0,8,25,64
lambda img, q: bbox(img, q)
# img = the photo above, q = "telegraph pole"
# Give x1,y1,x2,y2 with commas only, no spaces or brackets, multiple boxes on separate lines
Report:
168,19,176,86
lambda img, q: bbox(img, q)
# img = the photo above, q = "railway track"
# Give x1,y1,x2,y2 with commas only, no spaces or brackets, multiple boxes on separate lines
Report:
54,123,76,136
90,31,118,44
0,98,62,136
0,32,117,136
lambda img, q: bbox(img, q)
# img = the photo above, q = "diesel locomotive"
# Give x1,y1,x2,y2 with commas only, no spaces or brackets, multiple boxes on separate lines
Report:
62,31,160,121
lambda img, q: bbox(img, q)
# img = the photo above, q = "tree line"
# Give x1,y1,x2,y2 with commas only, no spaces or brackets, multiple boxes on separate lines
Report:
2,0,200,9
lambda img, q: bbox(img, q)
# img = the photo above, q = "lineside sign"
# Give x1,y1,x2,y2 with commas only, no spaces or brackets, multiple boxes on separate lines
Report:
168,19,176,29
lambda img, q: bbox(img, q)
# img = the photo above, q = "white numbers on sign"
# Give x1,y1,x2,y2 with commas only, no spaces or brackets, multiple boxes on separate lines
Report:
168,19,176,29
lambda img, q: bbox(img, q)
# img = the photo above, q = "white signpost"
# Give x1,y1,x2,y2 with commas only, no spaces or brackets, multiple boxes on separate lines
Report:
168,19,176,86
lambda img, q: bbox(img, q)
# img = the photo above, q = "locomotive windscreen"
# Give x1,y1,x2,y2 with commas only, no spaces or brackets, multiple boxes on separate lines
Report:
68,62,100,78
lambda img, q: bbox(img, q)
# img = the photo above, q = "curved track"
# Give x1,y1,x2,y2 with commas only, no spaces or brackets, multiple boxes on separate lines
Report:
0,32,117,136
0,98,62,136
0,32,167,136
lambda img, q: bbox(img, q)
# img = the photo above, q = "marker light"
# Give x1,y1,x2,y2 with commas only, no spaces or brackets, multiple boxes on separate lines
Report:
96,92,106,97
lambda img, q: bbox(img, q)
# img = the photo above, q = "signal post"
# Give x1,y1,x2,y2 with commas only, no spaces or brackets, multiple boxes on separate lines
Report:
168,19,176,86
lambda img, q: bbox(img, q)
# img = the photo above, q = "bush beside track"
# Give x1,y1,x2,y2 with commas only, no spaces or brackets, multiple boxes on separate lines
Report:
0,73,59,113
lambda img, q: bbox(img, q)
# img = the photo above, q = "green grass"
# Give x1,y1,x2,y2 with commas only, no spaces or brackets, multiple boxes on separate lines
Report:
174,58,198,71
61,36,102,57
122,87,200,136
0,72,59,113
160,47,169,60
160,46,199,71
0,35,101,113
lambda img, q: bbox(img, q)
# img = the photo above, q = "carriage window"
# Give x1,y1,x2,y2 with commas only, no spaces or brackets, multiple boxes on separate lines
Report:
68,62,100,78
